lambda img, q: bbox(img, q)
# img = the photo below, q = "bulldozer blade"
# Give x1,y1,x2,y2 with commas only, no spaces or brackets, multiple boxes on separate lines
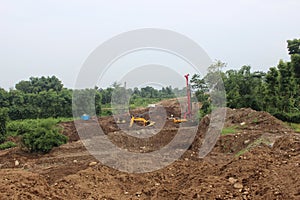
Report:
146,122,155,127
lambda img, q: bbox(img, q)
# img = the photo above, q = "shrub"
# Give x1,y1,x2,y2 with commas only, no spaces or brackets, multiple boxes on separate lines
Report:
6,120,34,136
7,118,69,153
0,135,6,144
22,127,67,153
273,112,300,123
0,141,17,150
288,123,300,132
101,110,112,116
0,108,8,143
7,118,64,136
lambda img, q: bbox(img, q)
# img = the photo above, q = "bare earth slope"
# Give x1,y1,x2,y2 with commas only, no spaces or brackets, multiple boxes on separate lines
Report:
0,107,299,200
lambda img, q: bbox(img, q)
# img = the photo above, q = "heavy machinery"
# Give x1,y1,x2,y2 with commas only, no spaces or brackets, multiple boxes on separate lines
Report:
129,115,155,127
168,74,192,123
129,73,192,127
183,74,192,119
168,114,188,123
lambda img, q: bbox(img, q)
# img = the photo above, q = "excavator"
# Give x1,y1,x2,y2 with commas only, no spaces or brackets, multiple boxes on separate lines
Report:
129,115,155,127
129,73,191,127
168,114,188,123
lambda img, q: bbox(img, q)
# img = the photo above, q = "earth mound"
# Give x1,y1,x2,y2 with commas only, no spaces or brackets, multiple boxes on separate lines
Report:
0,105,299,199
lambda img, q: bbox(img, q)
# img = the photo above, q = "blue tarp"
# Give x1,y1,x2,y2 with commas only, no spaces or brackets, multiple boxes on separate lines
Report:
81,114,90,120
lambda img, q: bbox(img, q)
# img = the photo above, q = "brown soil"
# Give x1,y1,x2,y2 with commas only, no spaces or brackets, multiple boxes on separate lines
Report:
0,104,299,199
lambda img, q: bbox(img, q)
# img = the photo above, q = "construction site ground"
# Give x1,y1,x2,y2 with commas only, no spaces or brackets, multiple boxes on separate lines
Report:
0,103,299,199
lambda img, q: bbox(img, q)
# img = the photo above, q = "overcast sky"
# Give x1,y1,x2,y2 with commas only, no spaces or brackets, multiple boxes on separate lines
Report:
0,0,299,90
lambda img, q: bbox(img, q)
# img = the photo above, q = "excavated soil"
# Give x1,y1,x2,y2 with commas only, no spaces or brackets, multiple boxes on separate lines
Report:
0,105,299,199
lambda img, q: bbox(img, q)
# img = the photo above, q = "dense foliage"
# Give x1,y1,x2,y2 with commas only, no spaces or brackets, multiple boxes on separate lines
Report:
0,141,17,150
11,118,68,152
191,39,300,122
0,76,184,120
0,108,8,143
0,76,72,120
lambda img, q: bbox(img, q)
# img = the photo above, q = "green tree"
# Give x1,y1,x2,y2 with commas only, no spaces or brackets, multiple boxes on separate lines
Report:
16,76,63,94
0,108,8,143
191,61,226,116
15,80,32,93
287,39,300,93
287,39,300,55
277,60,297,113
95,91,102,115
101,87,113,104
264,67,280,112
0,88,9,107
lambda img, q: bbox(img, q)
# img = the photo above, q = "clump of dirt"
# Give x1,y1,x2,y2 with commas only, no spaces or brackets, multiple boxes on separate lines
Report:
273,133,300,155
225,108,292,133
60,121,80,142
0,169,52,199
156,98,182,117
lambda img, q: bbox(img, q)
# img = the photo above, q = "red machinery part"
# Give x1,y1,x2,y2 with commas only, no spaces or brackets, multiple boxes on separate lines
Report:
184,74,192,119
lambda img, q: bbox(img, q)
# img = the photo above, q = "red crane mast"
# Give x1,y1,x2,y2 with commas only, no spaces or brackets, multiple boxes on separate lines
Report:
184,74,192,119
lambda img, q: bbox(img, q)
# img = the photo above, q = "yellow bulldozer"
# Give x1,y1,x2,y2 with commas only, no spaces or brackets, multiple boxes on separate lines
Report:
167,114,188,123
129,115,155,127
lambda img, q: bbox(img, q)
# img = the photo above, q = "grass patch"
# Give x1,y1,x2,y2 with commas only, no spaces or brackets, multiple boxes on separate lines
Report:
221,126,238,135
252,118,258,124
55,117,75,123
235,148,248,157
235,137,271,157
100,97,168,116
6,118,72,137
287,123,300,133
129,97,163,109
6,117,74,137
5,118,68,153
0,141,17,150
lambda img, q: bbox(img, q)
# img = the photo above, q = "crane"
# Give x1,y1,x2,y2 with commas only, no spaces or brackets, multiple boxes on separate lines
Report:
184,74,192,119
168,73,192,124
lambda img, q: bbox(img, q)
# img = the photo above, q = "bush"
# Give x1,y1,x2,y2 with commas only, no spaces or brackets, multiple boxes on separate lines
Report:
289,113,300,123
7,118,64,136
7,118,68,153
0,141,17,150
101,109,112,116
22,127,67,153
273,112,300,123
0,135,6,144
6,120,34,136
0,108,8,143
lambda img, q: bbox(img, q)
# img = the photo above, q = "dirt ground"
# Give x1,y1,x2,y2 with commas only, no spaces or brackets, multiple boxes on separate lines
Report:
0,105,299,199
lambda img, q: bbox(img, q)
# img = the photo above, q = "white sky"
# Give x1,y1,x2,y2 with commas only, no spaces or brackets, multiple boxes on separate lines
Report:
0,0,299,89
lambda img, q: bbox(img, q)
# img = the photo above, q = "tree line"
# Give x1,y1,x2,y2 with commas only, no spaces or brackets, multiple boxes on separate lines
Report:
191,39,300,122
0,76,185,120
0,77,186,151
1,38,299,122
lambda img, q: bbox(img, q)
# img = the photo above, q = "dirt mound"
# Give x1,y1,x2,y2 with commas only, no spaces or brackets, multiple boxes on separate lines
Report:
59,107,293,158
156,98,182,116
0,106,299,199
60,121,80,142
0,169,52,199
225,108,292,133
273,133,300,154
